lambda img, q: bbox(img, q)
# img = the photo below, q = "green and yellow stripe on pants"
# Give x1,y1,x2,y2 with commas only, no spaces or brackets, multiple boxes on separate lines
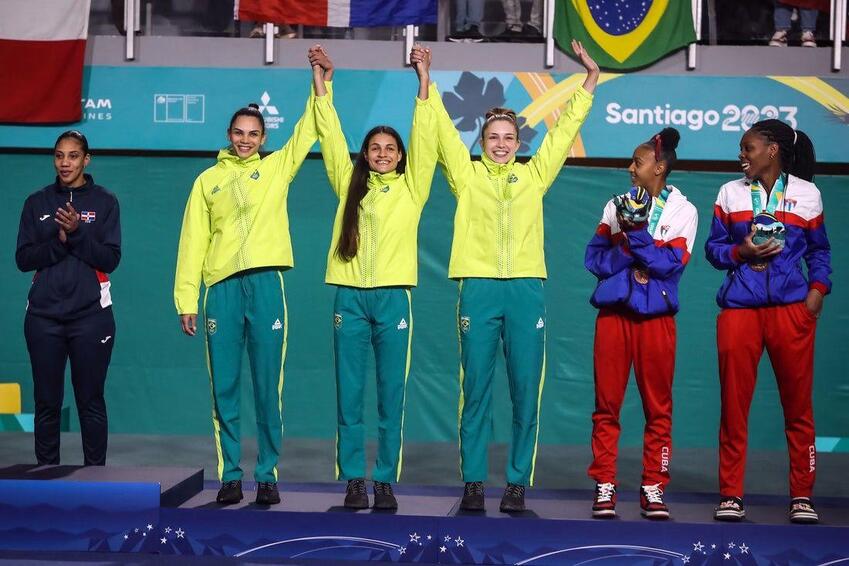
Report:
333,286,413,484
203,268,287,484
457,277,546,486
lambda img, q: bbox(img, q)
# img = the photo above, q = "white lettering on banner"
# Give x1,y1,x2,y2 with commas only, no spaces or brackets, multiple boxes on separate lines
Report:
661,446,670,473
605,102,798,132
81,98,112,121
809,445,816,473
258,91,285,130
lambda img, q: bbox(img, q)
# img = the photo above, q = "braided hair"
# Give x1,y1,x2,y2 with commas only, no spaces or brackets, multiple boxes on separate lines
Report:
748,119,816,182
639,127,680,178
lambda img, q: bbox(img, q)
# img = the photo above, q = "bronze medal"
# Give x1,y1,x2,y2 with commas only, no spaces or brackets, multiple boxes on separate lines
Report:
633,268,649,284
750,261,767,272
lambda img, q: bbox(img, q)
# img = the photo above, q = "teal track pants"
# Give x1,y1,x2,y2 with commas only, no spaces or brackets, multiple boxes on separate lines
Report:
333,286,412,484
203,268,287,483
458,278,546,486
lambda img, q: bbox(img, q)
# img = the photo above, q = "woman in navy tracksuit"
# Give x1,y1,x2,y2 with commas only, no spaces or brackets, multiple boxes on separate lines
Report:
584,128,698,521
15,130,121,466
706,119,830,525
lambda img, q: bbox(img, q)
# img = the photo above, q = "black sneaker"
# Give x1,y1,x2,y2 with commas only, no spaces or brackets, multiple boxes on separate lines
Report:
448,24,485,43
216,480,243,504
373,481,398,510
460,481,485,511
344,479,369,509
639,483,669,520
494,25,523,43
592,482,617,518
714,496,745,522
499,483,526,512
789,497,819,524
521,23,545,43
255,481,280,505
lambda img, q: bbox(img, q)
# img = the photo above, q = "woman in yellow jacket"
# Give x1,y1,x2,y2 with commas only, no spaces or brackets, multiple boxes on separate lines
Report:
429,40,599,512
309,46,438,510
174,50,330,506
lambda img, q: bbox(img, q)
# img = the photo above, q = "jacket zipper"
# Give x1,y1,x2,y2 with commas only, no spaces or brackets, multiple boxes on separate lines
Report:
720,270,734,305
661,289,673,312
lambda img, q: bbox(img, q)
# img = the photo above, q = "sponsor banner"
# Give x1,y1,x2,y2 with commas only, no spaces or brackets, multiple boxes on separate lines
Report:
0,66,846,162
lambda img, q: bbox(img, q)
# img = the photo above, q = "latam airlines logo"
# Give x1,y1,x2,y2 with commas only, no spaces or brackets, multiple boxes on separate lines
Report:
258,91,285,129
81,98,112,121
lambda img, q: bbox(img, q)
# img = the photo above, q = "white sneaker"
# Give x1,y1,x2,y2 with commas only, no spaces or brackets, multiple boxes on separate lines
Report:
801,30,817,47
769,30,788,47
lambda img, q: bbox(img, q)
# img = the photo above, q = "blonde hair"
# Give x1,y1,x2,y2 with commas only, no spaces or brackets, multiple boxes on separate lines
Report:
482,107,519,138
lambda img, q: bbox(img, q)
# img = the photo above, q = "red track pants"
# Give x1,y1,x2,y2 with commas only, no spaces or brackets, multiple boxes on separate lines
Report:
588,309,676,487
717,302,818,498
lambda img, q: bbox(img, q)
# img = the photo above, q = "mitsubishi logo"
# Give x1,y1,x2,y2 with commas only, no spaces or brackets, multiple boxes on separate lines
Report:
258,92,279,116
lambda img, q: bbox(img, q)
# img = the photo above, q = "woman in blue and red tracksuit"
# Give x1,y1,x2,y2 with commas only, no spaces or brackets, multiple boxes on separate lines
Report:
585,128,698,521
15,130,120,466
706,119,830,525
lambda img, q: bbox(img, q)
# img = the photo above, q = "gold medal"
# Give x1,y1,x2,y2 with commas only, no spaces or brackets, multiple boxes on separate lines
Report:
750,261,767,272
633,268,650,284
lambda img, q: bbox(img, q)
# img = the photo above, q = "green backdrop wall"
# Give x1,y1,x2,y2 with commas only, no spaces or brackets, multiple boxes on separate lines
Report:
1,154,846,451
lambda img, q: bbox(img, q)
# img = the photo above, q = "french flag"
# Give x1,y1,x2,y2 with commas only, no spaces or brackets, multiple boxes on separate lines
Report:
0,0,90,123
237,0,436,28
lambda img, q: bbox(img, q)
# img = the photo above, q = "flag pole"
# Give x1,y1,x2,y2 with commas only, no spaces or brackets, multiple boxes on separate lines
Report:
832,0,845,71
686,0,702,70
544,0,554,68
124,0,136,60
404,25,416,66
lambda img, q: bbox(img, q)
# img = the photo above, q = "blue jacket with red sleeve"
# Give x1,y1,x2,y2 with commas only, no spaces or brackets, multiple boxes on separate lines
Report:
704,174,831,308
585,185,698,316
16,174,121,320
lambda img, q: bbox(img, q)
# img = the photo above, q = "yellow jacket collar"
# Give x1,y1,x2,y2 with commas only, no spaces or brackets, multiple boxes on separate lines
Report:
480,152,516,175
217,148,262,168
368,169,401,187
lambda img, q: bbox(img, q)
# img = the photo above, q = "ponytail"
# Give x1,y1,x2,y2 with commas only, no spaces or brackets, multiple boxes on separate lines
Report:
640,127,680,178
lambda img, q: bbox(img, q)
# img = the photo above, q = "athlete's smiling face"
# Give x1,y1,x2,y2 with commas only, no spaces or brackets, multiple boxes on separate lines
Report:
482,120,520,164
739,129,777,181
228,115,266,159
366,132,402,174
54,138,90,188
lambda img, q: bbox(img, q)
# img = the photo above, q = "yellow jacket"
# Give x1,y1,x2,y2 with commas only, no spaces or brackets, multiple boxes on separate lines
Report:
174,86,325,315
316,83,438,288
432,85,594,279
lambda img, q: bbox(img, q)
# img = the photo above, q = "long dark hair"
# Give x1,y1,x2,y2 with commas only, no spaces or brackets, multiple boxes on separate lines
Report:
749,119,816,182
639,127,679,178
336,126,406,261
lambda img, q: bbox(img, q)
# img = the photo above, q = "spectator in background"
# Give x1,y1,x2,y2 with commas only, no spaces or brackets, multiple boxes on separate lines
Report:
497,0,543,42
449,0,485,42
770,0,827,47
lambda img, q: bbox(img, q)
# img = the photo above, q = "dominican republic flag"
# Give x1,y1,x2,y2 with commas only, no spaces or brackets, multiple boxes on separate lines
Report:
237,0,436,28
0,0,91,123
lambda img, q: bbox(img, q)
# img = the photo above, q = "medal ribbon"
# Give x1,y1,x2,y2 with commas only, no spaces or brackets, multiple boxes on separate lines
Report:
647,186,671,236
750,175,785,216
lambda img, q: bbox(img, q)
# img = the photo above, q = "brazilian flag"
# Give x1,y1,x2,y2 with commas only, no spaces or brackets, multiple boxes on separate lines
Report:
555,0,696,70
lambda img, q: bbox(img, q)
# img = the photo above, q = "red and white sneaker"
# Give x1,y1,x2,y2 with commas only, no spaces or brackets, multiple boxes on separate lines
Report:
640,483,669,520
789,497,819,524
592,482,617,518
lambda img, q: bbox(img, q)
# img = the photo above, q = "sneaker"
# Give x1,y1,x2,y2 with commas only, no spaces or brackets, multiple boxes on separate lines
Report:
216,480,243,504
769,30,788,46
800,30,817,47
592,482,617,518
447,24,485,43
495,25,523,43
459,481,485,511
640,483,669,520
714,496,746,521
789,497,819,524
373,481,398,510
344,479,369,509
499,483,526,512
255,481,280,505
521,23,545,43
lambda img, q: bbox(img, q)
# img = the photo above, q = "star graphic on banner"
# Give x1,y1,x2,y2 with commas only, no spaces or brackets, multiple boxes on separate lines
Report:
740,543,749,554
427,535,432,541
440,545,447,553
142,533,147,537
711,544,717,550
165,527,172,533
729,542,736,549
693,542,704,552
123,534,129,540
399,546,407,555
146,524,153,531
134,528,139,533
160,537,167,544
455,536,465,547
409,532,420,543
176,528,185,539
724,552,731,560
444,535,452,542
682,556,690,564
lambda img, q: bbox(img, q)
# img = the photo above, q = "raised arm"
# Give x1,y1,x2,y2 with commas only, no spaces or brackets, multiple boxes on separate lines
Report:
429,80,474,197
526,40,598,192
310,47,353,198
405,45,438,206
